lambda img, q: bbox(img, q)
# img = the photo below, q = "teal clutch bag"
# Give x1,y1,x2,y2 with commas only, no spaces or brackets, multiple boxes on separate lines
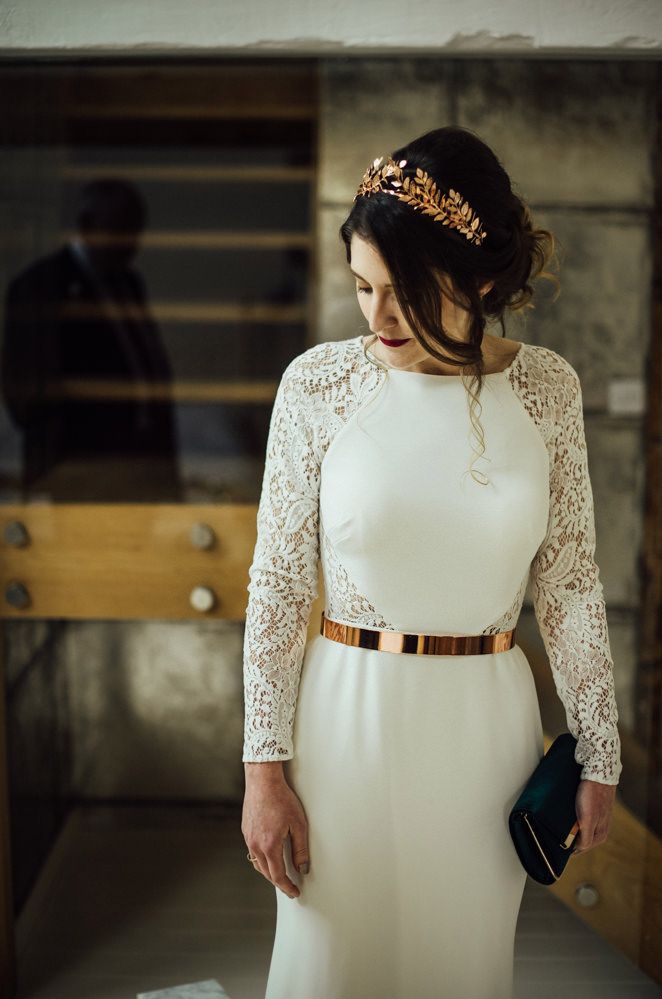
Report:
508,732,582,885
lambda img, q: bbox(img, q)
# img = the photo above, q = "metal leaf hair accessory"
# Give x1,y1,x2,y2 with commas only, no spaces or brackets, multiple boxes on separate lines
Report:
354,155,487,247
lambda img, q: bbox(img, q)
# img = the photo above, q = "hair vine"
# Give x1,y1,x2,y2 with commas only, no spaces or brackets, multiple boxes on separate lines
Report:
354,155,487,248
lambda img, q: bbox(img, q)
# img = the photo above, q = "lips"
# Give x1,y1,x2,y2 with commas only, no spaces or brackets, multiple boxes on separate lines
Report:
378,335,410,347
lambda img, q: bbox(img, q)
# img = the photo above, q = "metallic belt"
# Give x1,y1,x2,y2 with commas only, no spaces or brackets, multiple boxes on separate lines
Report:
320,611,516,656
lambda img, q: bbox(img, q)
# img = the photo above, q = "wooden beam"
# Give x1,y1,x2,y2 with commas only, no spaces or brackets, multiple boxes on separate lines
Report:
0,504,259,621
61,165,314,183
46,379,279,404
0,629,17,998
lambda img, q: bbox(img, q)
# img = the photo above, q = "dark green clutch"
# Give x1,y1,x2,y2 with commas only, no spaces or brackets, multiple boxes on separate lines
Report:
508,732,582,885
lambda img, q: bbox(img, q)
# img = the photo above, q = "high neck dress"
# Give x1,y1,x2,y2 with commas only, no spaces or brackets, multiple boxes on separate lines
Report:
242,334,622,999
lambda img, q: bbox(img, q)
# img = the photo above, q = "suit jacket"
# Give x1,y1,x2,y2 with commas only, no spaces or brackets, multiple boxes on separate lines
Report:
1,244,181,499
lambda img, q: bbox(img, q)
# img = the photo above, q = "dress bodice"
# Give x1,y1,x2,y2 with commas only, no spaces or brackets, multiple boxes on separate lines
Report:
242,335,622,786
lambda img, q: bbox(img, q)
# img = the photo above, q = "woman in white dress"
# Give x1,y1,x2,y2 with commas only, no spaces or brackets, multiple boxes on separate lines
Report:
241,126,622,999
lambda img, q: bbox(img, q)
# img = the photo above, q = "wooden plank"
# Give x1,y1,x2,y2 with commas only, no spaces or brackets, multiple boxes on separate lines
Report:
0,505,259,621
59,64,317,119
0,62,318,125
0,629,17,998
58,231,312,250
47,380,278,404
549,763,662,983
636,65,662,775
8,301,307,324
68,103,315,120
634,59,662,986
524,653,662,986
61,165,314,183
61,301,307,322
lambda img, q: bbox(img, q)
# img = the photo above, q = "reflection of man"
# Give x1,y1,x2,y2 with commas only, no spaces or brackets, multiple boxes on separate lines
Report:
1,178,181,500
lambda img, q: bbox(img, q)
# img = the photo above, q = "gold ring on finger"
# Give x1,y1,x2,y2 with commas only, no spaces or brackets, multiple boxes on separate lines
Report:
247,851,259,863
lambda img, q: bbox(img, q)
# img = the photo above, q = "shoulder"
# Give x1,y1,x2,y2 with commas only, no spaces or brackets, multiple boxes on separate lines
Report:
283,336,359,380
521,343,582,398
516,344,586,449
7,246,76,298
280,336,362,396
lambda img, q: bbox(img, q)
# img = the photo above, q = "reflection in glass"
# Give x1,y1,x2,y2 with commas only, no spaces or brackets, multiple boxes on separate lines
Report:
1,178,182,501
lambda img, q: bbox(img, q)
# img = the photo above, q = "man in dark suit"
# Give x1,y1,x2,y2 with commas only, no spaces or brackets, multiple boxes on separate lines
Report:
1,178,181,500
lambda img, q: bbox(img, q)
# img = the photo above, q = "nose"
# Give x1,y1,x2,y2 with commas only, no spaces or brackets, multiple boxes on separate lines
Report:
367,292,398,334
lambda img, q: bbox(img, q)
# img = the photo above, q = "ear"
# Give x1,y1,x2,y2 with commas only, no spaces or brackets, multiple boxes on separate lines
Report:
480,279,494,298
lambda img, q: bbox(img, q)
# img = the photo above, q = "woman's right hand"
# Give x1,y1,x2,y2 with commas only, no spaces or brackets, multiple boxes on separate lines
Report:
242,762,310,899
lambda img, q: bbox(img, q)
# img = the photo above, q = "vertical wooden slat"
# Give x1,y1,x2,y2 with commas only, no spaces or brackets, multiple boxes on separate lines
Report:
0,626,17,998
635,60,662,979
636,66,662,786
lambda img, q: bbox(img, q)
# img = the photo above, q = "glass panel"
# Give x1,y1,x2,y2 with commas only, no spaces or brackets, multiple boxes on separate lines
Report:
0,61,315,502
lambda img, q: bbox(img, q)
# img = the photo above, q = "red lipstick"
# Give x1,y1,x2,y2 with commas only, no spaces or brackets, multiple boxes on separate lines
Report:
378,335,410,348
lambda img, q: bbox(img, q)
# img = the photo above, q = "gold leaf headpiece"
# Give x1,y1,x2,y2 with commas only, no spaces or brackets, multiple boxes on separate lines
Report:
354,155,487,247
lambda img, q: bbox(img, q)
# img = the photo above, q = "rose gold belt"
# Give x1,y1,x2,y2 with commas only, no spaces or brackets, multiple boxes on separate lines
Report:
320,611,516,655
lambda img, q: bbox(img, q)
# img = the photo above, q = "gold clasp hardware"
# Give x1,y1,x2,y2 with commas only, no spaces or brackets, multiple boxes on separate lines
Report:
562,820,580,850
522,813,560,881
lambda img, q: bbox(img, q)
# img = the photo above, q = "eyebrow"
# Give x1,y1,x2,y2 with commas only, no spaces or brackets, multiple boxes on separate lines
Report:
350,268,393,289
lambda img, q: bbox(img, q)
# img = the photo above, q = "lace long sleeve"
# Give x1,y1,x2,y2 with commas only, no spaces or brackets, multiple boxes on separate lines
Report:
242,359,321,762
530,361,622,785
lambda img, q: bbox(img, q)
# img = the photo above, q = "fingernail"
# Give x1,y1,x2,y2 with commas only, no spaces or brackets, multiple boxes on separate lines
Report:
298,861,309,874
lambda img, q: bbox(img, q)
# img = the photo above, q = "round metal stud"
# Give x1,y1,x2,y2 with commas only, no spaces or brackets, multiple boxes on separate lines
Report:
190,586,216,613
575,883,600,908
4,521,30,548
5,580,31,609
190,523,216,550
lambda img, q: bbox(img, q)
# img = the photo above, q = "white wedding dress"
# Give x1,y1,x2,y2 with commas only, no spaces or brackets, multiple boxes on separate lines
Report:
242,334,622,999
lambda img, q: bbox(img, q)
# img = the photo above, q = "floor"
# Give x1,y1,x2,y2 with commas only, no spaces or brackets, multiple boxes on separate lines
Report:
13,803,662,999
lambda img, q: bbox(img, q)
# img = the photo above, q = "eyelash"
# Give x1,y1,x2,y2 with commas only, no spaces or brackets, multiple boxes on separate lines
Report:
356,286,406,306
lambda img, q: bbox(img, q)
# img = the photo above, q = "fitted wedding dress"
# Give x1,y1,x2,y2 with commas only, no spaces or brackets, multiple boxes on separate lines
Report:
242,334,622,999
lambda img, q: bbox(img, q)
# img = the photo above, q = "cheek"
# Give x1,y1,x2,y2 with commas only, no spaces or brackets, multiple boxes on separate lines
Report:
357,295,370,318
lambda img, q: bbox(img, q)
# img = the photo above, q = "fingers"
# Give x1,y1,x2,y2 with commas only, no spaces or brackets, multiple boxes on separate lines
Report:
242,782,309,896
247,838,301,899
573,816,611,855
573,780,615,855
264,838,300,899
248,849,270,879
290,826,310,875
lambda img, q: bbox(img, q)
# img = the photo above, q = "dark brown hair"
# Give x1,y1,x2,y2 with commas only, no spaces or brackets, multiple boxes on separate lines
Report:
339,125,560,482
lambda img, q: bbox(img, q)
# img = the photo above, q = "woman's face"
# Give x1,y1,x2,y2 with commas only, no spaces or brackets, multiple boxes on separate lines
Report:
349,233,489,373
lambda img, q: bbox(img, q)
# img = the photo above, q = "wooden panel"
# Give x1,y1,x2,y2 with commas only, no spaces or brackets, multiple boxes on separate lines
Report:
7,301,307,323
60,64,317,119
0,62,318,141
546,729,662,985
636,65,662,782
0,632,16,998
634,59,662,989
49,379,278,404
57,231,312,250
60,302,307,322
63,165,314,183
0,504,259,621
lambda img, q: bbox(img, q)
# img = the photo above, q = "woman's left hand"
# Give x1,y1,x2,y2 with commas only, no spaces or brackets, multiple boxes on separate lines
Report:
572,779,617,855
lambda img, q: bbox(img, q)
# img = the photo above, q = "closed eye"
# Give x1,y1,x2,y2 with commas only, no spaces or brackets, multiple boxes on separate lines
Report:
357,285,406,306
